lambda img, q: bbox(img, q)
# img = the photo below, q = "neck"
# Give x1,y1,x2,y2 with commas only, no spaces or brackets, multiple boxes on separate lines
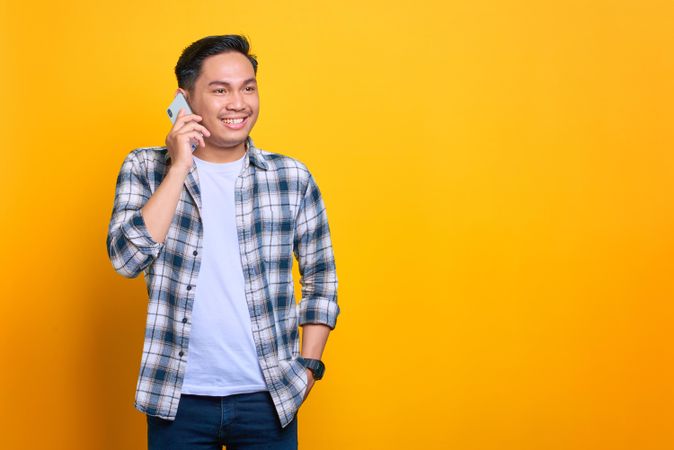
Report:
193,139,248,163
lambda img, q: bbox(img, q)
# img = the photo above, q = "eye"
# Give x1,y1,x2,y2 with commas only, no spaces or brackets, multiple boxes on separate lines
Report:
245,86,256,92
214,88,226,94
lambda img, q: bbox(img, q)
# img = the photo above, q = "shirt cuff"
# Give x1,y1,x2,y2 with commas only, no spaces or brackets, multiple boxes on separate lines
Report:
298,297,340,330
120,209,164,256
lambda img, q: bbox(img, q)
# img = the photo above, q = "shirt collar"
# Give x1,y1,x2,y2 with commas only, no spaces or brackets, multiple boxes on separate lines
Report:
164,136,268,171
244,136,269,170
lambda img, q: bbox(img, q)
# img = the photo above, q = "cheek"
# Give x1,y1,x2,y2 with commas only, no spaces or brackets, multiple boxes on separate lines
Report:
250,96,260,110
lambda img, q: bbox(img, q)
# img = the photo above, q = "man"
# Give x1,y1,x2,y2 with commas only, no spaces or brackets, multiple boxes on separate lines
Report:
106,34,339,449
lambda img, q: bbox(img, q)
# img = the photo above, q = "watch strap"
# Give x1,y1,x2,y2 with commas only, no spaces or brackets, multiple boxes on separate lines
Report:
298,356,325,380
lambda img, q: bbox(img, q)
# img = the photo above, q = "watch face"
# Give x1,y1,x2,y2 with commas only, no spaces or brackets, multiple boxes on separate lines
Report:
313,361,325,380
303,358,325,380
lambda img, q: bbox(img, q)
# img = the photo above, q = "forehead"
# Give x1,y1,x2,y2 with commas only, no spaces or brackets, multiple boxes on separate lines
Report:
198,51,256,84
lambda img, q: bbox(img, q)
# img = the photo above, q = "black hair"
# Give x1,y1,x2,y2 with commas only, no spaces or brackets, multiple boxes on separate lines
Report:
174,34,258,93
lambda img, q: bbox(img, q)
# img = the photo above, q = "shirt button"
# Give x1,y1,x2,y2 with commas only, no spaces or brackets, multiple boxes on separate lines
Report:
193,250,198,256
186,285,192,291
182,317,188,324
179,351,184,357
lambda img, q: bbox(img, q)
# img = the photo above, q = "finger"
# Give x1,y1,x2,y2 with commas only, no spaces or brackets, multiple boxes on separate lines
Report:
196,131,206,148
179,112,202,123
179,130,205,149
173,110,202,128
177,121,211,137
189,130,205,148
184,122,210,136
175,108,199,123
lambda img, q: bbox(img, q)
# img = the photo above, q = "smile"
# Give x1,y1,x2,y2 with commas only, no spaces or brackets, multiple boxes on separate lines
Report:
221,116,248,129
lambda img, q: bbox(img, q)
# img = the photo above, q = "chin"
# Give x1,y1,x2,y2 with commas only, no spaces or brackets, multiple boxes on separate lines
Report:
215,136,249,148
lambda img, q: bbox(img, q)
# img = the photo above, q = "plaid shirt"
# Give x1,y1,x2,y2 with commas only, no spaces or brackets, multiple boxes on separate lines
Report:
106,136,339,428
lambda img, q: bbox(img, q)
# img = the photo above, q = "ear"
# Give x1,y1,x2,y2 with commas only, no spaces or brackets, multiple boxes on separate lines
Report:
176,88,188,99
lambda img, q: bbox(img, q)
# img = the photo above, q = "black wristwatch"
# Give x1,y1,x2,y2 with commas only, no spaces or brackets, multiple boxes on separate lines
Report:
298,356,325,380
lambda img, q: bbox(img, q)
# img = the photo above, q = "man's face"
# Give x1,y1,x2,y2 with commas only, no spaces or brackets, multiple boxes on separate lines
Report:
181,51,259,150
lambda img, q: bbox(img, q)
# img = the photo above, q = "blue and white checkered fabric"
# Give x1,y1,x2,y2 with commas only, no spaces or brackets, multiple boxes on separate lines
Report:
106,136,339,428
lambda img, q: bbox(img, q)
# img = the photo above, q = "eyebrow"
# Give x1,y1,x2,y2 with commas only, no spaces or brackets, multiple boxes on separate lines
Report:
208,78,257,87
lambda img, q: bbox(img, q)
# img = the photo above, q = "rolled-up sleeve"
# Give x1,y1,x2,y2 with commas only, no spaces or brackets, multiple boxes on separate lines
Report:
106,151,164,279
293,172,340,329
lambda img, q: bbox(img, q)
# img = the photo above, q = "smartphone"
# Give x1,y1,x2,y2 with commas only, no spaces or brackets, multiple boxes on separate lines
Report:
167,92,198,151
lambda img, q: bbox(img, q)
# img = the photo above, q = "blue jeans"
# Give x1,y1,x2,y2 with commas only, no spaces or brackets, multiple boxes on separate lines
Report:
146,391,298,450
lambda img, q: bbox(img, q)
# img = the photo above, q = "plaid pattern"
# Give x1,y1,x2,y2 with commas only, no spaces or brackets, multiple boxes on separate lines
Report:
106,136,339,428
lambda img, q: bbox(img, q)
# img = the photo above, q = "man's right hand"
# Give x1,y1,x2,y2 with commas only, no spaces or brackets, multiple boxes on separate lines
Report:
165,107,211,172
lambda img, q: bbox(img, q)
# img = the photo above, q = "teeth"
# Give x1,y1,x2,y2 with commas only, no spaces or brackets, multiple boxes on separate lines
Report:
223,117,245,124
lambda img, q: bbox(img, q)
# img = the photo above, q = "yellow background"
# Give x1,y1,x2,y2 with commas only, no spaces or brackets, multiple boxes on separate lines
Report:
2,0,673,449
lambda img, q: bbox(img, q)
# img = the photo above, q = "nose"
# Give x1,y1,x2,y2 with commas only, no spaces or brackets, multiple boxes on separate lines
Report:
226,90,245,111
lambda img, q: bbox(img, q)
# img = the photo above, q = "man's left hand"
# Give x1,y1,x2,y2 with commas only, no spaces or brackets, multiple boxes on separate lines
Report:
303,368,315,401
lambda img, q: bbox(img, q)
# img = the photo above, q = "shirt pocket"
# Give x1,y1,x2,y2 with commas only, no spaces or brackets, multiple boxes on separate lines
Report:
260,203,295,274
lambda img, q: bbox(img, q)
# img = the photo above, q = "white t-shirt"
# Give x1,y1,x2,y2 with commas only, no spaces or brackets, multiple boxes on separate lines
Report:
181,151,268,396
